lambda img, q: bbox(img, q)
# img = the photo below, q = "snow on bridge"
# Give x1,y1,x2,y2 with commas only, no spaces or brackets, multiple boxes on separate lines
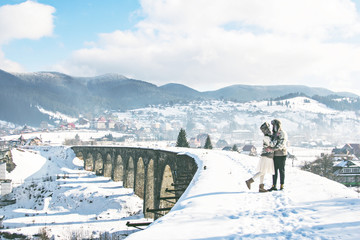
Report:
127,148,360,240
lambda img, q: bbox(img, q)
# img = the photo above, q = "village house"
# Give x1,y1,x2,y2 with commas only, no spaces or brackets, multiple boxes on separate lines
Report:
189,134,209,148
20,125,34,134
107,119,115,129
242,144,257,156
331,144,360,161
189,137,200,148
333,159,360,186
60,123,76,130
0,162,12,196
342,144,360,158
95,117,107,129
76,117,90,128
332,147,349,157
17,135,26,146
222,146,233,151
25,137,42,146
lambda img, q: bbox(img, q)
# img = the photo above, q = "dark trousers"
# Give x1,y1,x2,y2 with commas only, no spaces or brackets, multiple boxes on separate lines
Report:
273,156,286,186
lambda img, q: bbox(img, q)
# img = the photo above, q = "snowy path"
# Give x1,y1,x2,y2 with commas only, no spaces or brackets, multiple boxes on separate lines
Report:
127,149,360,240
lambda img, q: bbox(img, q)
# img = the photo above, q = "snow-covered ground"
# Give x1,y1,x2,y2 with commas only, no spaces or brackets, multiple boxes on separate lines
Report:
1,144,359,239
127,149,360,240
2,146,146,239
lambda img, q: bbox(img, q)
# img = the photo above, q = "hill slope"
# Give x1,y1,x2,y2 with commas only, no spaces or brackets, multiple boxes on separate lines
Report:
204,84,351,101
0,68,358,126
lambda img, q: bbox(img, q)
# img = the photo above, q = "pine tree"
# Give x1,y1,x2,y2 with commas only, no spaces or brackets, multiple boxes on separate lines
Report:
204,135,213,149
176,128,190,148
232,144,238,152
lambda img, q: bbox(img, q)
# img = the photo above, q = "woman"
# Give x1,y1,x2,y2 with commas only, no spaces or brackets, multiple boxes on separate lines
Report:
245,122,275,192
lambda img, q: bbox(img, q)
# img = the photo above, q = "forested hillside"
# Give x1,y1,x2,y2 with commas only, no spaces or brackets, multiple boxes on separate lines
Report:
0,69,359,126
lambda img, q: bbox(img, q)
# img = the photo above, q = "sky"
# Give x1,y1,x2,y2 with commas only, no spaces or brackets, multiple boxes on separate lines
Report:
1,0,360,95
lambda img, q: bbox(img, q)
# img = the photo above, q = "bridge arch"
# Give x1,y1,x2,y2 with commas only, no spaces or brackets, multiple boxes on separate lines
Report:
113,154,124,182
135,157,145,198
94,152,103,175
85,152,93,171
159,164,175,215
76,151,84,160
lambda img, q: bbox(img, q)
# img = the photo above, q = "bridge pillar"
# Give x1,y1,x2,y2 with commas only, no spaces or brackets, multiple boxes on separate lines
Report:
144,159,155,219
125,156,135,188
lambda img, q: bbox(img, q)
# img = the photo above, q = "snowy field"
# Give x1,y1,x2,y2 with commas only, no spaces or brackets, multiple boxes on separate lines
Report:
1,143,359,239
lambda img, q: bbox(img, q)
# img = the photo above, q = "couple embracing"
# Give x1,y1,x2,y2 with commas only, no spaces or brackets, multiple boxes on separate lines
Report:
245,119,288,192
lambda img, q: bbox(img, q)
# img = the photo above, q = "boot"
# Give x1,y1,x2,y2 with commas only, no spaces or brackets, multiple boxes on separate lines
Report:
280,184,284,190
259,184,267,192
267,185,277,191
245,178,254,189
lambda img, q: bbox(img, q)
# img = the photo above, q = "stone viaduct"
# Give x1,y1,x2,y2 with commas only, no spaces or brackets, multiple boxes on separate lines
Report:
71,146,197,219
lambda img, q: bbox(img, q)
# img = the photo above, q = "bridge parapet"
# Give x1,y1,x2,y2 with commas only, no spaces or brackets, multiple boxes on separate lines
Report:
71,146,197,219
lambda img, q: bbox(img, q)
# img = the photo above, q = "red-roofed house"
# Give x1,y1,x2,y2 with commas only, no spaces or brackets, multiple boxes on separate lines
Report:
95,117,107,129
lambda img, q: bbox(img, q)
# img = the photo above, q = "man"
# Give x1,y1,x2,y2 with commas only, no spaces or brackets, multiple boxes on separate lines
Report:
268,119,288,191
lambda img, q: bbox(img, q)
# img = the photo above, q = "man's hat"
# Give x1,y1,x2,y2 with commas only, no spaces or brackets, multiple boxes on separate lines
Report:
271,119,281,126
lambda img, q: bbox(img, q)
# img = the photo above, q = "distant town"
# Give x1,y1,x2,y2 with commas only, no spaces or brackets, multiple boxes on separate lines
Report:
1,97,360,190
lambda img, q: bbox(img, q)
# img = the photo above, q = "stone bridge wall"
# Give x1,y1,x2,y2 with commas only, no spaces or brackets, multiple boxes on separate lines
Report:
71,146,197,219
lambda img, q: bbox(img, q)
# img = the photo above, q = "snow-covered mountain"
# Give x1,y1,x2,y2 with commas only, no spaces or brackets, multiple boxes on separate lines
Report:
1,68,359,126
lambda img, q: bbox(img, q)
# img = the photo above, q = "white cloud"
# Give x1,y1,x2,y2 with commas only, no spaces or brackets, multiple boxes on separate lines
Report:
0,1,55,44
0,50,24,72
137,0,360,39
56,0,360,95
0,1,55,71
